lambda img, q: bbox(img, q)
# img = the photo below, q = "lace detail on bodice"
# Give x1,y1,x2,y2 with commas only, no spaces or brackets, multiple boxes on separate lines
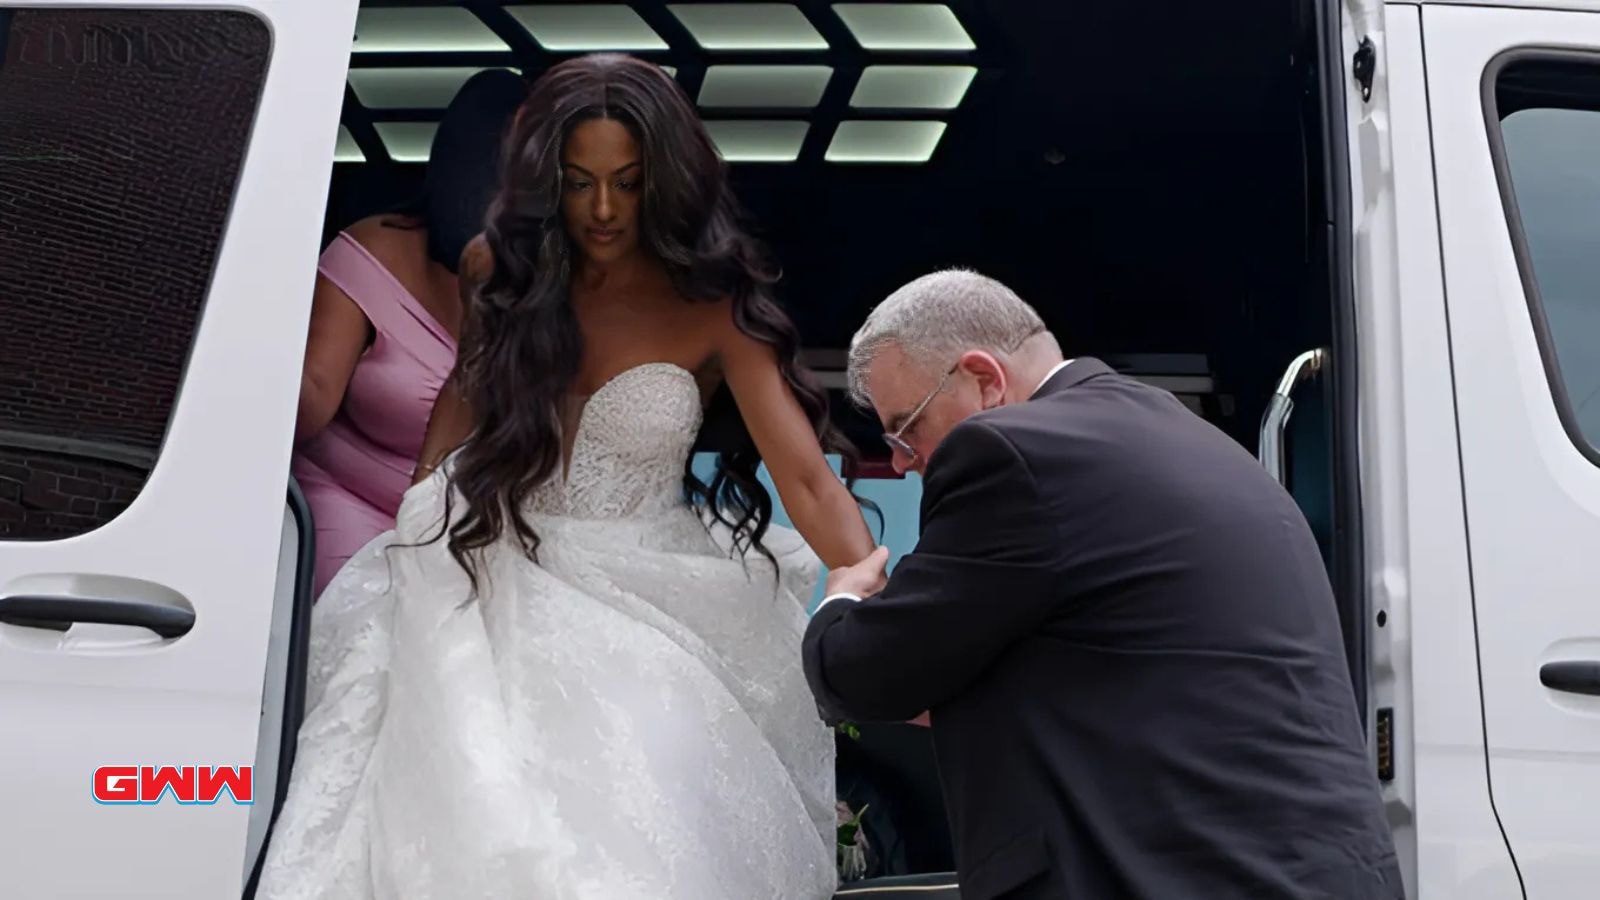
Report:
530,363,702,519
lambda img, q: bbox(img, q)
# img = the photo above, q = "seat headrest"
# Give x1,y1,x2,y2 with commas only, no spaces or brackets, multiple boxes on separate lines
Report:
419,68,528,273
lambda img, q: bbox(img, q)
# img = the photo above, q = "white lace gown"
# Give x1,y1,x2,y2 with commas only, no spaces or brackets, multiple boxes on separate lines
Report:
255,363,838,900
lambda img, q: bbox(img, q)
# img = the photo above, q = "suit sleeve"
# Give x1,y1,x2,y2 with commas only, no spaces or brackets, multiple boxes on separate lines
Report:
802,419,1060,723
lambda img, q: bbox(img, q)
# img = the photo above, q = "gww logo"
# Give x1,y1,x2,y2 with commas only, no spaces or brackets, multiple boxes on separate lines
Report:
93,765,254,805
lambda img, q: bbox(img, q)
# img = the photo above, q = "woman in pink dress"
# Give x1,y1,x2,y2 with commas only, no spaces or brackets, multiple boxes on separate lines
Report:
292,69,525,596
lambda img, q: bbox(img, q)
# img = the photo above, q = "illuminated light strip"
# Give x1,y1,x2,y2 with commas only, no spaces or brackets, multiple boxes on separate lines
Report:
507,5,668,51
342,5,981,166
669,4,829,51
706,121,810,162
352,7,508,53
832,4,975,51
825,121,947,164
334,126,365,163
699,66,833,108
374,122,439,163
850,65,975,110
348,67,513,109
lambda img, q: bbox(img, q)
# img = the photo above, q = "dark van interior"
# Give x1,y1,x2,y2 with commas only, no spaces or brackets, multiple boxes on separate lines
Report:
245,0,1363,896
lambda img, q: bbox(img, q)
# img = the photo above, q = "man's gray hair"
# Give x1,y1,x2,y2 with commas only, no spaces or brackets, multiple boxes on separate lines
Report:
846,268,1045,407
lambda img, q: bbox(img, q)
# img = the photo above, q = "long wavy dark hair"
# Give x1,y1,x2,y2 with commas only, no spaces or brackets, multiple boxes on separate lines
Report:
436,54,874,592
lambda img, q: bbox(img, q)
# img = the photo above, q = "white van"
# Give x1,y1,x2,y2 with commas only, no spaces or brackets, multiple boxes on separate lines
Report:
1,0,1597,897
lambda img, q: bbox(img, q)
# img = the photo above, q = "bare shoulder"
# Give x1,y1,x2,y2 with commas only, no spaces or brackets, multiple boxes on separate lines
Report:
459,233,494,286
342,213,416,245
702,295,768,361
342,214,427,271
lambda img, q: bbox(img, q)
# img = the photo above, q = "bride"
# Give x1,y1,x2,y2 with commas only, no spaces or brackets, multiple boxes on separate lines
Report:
256,54,880,899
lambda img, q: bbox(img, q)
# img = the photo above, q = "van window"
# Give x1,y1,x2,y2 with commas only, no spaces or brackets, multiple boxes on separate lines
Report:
0,9,270,539
1494,57,1600,453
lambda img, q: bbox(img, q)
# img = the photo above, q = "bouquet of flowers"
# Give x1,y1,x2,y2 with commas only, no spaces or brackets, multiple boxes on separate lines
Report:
835,721,869,881
836,800,870,882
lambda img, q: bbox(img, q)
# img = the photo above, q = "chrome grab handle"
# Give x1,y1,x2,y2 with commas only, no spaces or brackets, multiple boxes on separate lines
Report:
1258,348,1327,486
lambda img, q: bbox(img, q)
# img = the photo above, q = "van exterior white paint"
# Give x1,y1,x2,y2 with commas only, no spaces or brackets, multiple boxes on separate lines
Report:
0,1,357,896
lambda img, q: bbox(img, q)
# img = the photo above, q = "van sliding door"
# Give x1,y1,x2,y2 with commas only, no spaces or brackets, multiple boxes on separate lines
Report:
1425,5,1600,897
0,2,355,897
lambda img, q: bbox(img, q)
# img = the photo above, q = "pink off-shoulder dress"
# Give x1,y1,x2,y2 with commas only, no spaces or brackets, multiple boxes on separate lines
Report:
291,231,458,597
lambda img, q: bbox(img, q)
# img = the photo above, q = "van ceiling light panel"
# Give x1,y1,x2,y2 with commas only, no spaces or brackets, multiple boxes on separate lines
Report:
699,66,832,108
348,67,512,109
507,5,668,51
352,8,509,53
705,121,809,162
826,120,947,163
851,65,975,109
374,122,440,163
335,126,365,163
832,4,975,51
669,5,829,51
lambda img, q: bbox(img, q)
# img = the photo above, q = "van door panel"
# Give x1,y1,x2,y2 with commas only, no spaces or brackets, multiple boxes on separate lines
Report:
1424,5,1600,896
0,1,356,896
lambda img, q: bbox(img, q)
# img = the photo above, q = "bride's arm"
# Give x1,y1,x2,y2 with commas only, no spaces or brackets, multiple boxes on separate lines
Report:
715,311,876,571
412,374,472,485
411,236,490,485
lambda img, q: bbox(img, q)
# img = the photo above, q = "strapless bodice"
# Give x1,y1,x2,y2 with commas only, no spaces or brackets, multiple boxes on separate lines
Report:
528,362,703,519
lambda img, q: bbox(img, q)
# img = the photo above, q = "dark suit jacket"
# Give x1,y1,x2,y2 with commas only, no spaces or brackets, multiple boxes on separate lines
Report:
803,359,1403,900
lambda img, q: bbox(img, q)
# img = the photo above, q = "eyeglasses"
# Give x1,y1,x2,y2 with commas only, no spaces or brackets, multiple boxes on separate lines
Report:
882,360,960,464
880,327,1046,465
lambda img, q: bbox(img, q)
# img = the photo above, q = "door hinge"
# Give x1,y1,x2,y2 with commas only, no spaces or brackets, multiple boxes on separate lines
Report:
1352,36,1377,102
1375,706,1394,782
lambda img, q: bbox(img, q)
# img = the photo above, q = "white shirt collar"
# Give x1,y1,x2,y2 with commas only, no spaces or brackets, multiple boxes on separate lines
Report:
1031,359,1074,398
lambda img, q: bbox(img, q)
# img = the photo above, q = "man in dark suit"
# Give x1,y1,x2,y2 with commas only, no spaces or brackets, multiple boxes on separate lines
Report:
803,270,1404,899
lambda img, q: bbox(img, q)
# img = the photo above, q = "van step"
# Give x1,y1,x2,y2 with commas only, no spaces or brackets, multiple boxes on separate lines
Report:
835,872,960,898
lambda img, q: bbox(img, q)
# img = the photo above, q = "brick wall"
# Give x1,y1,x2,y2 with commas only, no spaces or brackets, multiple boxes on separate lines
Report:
0,9,268,539
0,448,143,540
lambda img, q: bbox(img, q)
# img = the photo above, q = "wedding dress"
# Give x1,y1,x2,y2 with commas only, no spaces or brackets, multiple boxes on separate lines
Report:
256,362,838,900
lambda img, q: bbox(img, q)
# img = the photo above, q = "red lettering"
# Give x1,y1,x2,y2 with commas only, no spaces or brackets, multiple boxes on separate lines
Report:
93,765,139,803
92,765,253,804
140,765,196,803
197,766,253,804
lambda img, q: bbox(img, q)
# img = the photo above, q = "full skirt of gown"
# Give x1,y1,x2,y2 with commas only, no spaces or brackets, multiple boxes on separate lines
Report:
253,464,838,899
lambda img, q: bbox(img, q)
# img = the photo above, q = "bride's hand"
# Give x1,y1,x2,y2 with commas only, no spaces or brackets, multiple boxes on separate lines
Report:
825,546,890,598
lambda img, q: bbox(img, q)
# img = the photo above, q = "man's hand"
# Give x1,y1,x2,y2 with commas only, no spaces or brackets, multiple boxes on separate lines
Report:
826,546,891,598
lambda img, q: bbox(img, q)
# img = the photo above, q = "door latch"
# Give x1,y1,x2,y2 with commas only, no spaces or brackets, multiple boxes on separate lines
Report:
1375,707,1394,782
1353,36,1377,102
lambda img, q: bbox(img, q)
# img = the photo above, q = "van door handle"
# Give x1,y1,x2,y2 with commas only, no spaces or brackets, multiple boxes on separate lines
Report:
0,595,195,639
1539,661,1600,696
